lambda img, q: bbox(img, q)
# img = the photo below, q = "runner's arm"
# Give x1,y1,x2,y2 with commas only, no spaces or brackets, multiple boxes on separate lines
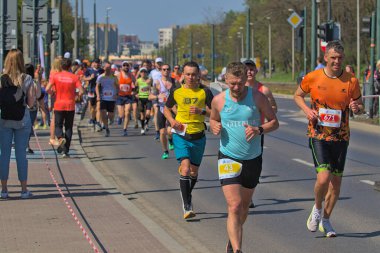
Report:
262,86,277,113
294,86,318,122
209,94,222,135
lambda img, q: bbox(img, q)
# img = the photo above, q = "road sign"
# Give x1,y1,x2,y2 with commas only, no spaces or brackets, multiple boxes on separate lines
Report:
320,40,327,52
23,0,48,7
22,4,49,23
287,12,303,29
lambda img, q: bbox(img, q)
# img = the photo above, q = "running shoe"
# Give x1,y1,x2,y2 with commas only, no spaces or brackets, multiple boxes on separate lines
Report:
154,132,160,140
27,148,34,154
88,119,95,126
169,143,174,150
145,125,149,132
307,204,321,232
95,123,102,132
1,191,9,199
183,203,196,219
42,124,48,130
105,128,110,137
319,219,337,237
123,129,128,136
61,153,70,159
117,117,122,125
226,240,233,253
20,190,33,199
141,129,145,135
57,138,66,150
249,200,255,208
161,151,169,159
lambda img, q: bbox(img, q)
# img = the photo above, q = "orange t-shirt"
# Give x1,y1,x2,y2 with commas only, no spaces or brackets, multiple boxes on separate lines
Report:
171,72,182,82
50,71,82,111
118,71,134,96
300,69,361,141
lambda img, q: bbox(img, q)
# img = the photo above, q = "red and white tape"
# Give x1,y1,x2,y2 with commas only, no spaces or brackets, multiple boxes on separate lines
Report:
33,130,100,253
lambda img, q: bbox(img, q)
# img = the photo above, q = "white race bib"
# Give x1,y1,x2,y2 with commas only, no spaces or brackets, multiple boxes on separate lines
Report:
171,123,187,136
120,84,130,92
102,90,113,97
218,158,242,180
87,91,95,98
318,108,341,128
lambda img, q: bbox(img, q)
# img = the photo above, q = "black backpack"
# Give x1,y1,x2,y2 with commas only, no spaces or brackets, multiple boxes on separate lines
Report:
0,74,26,121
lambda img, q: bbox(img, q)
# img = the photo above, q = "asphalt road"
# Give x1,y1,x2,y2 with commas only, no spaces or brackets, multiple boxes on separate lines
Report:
80,96,380,253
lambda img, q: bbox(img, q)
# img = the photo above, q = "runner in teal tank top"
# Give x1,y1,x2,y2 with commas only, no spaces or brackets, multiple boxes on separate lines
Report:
220,86,262,160
210,62,279,253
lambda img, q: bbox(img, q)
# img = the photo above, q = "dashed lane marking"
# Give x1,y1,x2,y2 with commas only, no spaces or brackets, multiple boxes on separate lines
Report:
360,180,375,186
292,158,314,167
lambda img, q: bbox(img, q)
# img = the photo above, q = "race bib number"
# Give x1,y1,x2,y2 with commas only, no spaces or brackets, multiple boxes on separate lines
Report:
318,108,341,128
103,90,113,97
171,123,187,136
218,158,242,180
87,92,95,98
141,87,149,92
120,84,130,92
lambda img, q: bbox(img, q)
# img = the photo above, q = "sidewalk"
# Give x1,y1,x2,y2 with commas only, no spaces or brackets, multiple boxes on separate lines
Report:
0,115,184,253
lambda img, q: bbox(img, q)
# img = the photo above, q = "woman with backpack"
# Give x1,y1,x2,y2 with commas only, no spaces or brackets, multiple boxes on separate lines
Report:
0,49,36,199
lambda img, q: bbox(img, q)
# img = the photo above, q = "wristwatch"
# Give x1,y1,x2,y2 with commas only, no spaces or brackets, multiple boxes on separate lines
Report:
258,126,264,135
201,108,207,115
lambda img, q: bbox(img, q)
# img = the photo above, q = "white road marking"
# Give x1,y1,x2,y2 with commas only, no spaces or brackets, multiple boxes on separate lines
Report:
278,109,297,113
292,158,314,167
278,121,289,125
289,117,308,124
360,180,375,186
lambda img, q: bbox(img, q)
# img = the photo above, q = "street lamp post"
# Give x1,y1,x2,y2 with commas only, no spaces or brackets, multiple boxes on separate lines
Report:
105,7,111,61
289,8,295,81
267,17,272,79
239,27,244,59
250,22,254,59
93,0,97,59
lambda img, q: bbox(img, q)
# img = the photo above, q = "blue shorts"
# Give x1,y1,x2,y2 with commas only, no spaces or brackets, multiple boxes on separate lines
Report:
173,133,206,166
116,95,134,105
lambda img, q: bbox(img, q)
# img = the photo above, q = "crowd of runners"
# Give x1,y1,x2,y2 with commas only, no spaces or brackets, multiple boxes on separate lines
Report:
0,40,365,253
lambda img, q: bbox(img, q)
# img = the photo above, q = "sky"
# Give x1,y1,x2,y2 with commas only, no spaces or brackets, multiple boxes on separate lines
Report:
72,0,246,42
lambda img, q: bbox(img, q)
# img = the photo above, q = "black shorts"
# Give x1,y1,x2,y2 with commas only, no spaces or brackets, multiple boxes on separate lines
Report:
88,96,97,106
138,98,152,113
157,109,168,130
100,101,115,113
309,138,349,176
219,151,263,189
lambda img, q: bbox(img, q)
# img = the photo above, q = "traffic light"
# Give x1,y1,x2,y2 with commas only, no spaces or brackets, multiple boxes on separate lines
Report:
317,21,334,42
361,16,372,37
46,24,59,44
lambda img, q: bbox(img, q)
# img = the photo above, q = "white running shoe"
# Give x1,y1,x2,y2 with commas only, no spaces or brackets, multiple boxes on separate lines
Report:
319,218,337,237
141,129,145,135
307,205,321,232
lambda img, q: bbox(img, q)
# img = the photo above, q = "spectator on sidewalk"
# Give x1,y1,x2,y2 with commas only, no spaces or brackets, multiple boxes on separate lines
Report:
315,55,325,70
0,49,36,199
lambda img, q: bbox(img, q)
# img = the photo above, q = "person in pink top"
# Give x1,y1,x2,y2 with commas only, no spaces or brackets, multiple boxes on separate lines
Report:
46,58,84,158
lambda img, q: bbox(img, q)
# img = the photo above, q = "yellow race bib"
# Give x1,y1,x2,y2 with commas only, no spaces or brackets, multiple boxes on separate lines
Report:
218,159,242,180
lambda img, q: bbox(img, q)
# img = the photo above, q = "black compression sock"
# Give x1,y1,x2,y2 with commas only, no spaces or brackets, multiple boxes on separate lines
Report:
140,119,145,129
180,175,191,206
190,175,198,192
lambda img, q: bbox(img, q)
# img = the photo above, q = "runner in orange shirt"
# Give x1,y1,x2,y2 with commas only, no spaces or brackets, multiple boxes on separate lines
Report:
171,64,183,83
294,41,364,238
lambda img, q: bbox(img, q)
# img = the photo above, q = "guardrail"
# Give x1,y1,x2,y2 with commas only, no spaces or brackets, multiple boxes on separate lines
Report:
362,95,380,125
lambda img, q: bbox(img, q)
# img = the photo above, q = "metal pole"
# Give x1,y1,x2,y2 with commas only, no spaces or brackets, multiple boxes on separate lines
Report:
93,0,97,59
58,0,63,56
303,7,307,75
317,1,320,57
251,23,254,59
0,0,4,72
74,0,78,59
246,7,251,59
32,0,38,66
376,0,380,60
268,17,272,79
292,27,295,80
202,47,204,66
211,24,215,81
327,0,332,21
51,0,56,61
241,33,244,59
189,31,193,62
357,0,360,80
369,12,376,118
105,8,110,61
80,0,84,57
311,0,317,70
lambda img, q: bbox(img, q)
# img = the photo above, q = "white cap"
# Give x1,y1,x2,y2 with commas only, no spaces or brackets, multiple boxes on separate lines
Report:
111,64,117,69
64,52,71,59
155,57,163,63
122,61,129,65
75,59,81,65
139,67,148,72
